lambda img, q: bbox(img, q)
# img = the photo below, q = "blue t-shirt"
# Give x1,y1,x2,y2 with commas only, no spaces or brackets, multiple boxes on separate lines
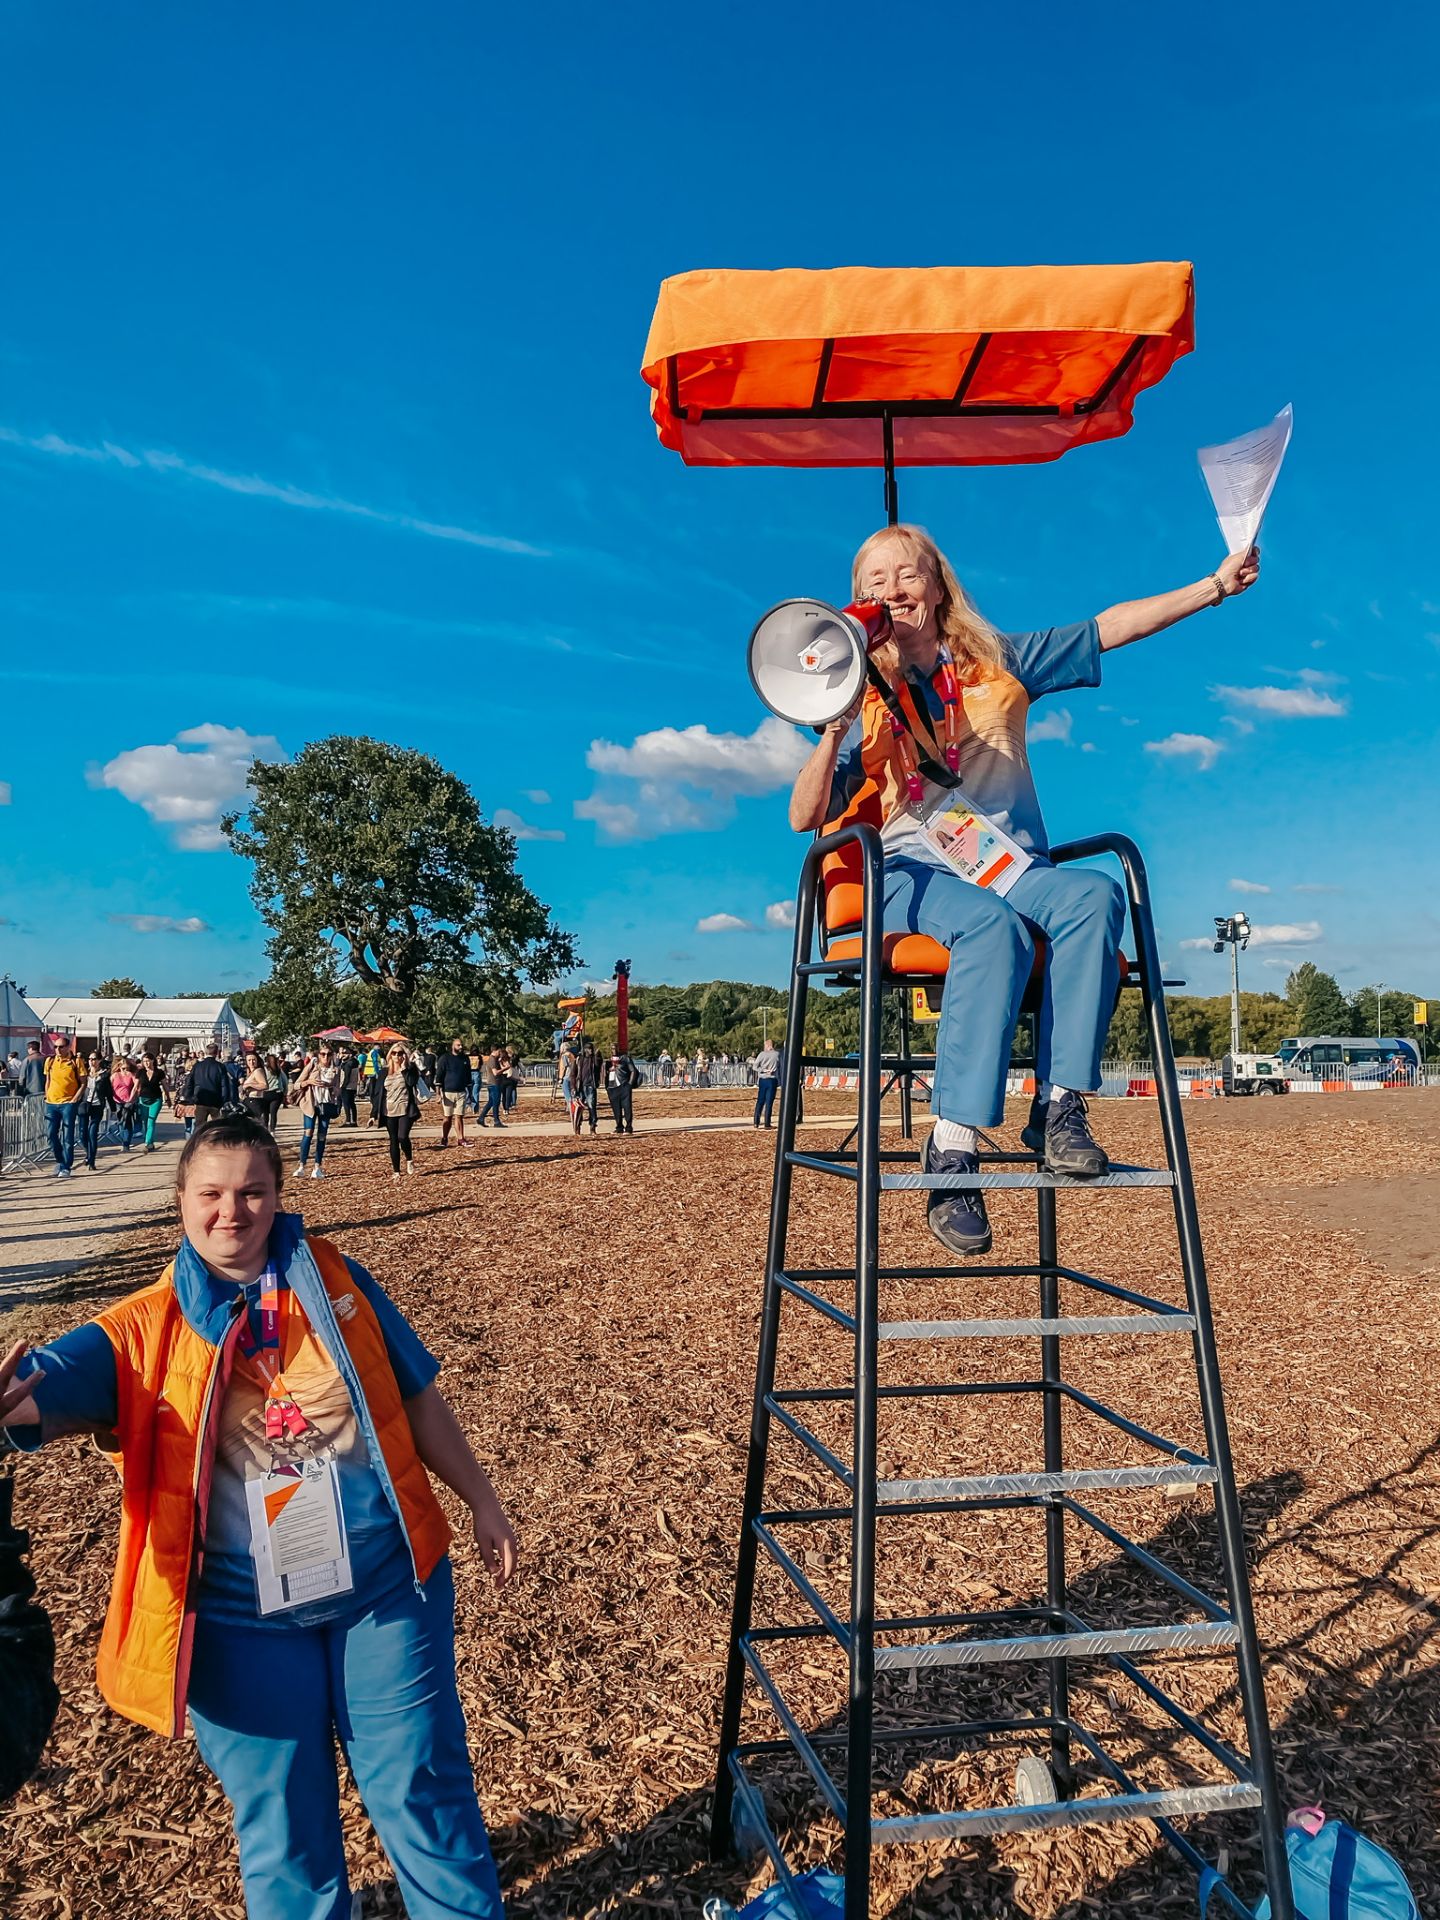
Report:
16,1255,440,1630
828,620,1101,855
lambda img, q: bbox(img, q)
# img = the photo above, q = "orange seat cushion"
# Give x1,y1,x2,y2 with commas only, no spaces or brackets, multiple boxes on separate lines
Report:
825,931,953,975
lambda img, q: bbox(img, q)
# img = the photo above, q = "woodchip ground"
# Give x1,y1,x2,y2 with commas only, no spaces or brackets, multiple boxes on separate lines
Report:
2,1089,1437,1918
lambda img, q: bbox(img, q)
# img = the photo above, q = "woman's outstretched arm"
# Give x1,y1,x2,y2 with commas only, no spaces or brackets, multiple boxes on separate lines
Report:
1097,547,1260,652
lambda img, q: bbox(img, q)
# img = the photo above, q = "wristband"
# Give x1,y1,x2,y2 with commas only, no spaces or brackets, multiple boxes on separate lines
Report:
1207,574,1227,607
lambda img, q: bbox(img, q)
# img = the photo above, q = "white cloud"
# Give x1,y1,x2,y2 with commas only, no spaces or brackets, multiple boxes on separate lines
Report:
1212,684,1348,717
493,806,564,843
1229,878,1271,895
581,979,618,997
91,723,283,850
1292,883,1342,895
579,717,809,841
1221,715,1255,734
0,422,543,556
1028,707,1073,744
108,913,211,935
765,900,797,930
696,913,757,934
1179,937,1214,950
573,795,642,843
522,788,552,805
1297,667,1344,687
1247,921,1323,948
1144,732,1224,771
0,780,10,805
1080,741,1098,754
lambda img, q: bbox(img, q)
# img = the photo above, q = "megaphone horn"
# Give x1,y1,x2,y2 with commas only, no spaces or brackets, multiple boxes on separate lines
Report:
747,598,892,729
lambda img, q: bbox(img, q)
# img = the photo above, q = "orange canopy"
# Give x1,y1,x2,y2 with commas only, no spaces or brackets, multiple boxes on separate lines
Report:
641,263,1193,472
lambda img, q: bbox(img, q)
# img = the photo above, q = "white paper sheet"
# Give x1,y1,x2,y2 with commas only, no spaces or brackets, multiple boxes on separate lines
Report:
1197,404,1293,556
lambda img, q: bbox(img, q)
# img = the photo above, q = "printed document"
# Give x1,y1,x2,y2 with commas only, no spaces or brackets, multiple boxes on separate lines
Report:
1198,404,1293,556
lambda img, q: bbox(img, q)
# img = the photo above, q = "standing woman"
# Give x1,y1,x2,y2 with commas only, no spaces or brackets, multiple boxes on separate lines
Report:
135,1052,167,1154
376,1042,422,1180
573,1041,600,1136
78,1052,113,1171
293,1045,342,1181
109,1057,141,1152
1,1114,515,1919
502,1048,522,1115
263,1053,288,1133
241,1052,271,1126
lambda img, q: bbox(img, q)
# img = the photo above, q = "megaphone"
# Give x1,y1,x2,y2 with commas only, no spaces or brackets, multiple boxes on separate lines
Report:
747,598,892,729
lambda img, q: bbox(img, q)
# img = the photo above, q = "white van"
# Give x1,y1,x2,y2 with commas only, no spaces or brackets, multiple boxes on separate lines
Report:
1221,1052,1290,1096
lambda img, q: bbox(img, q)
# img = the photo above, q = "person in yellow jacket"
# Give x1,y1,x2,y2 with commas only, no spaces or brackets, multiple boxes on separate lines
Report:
42,1034,86,1178
2,1113,516,1919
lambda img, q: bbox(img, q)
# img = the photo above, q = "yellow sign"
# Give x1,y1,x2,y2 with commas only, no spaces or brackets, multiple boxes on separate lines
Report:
1416,1001,1429,1027
911,986,942,1023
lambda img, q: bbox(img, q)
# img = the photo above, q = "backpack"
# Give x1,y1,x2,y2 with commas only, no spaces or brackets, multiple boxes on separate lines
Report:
703,1868,846,1920
1247,1810,1419,1920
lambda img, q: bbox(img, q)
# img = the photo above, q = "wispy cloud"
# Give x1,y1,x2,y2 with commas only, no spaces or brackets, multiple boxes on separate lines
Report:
0,780,10,806
1247,921,1324,948
108,913,211,935
1145,732,1224,771
0,422,544,556
765,901,797,930
697,913,757,934
1229,878,1271,894
1212,683,1348,717
1028,708,1073,745
493,806,564,843
1292,882,1342,894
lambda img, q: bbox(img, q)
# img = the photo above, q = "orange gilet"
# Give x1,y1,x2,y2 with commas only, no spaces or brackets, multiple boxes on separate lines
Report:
92,1232,451,1737
820,679,945,935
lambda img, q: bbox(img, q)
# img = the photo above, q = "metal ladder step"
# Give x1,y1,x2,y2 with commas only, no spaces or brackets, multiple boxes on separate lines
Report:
874,1618,1240,1672
878,1310,1196,1340
881,1164,1175,1190
873,1779,1262,1845
878,1462,1216,1502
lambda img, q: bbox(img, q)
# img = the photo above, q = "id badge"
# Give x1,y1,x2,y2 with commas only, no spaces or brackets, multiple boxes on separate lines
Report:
918,788,1032,897
244,1456,354,1615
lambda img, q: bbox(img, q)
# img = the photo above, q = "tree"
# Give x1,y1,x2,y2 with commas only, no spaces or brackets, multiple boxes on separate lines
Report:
93,977,148,998
1285,961,1350,1037
223,738,580,1040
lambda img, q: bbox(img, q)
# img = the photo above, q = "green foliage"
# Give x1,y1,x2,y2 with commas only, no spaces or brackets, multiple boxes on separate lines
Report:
93,977,148,999
223,738,580,1044
1284,960,1350,1037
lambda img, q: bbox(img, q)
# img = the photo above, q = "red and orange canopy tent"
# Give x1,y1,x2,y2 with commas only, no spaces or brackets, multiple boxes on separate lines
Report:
641,261,1193,517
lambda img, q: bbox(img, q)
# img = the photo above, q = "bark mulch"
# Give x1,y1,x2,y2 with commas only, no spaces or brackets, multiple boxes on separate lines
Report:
3,1091,1439,1917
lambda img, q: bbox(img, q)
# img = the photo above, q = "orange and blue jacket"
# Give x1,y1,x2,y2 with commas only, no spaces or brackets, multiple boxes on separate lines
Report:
58,1219,450,1737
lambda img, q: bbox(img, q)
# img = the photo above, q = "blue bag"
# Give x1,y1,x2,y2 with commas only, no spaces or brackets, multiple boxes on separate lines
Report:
703,1867,847,1920
1248,1811,1419,1919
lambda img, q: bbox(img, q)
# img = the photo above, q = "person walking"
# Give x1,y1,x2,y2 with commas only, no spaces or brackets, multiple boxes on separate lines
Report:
78,1052,113,1171
2,1114,515,1920
480,1045,507,1130
467,1044,484,1117
181,1043,231,1132
604,1050,639,1135
293,1046,342,1180
263,1053,288,1133
752,1040,782,1129
109,1057,141,1151
434,1039,471,1149
376,1043,422,1180
43,1037,85,1178
573,1040,600,1136
501,1048,521,1114
21,1041,46,1103
557,1041,578,1124
339,1050,360,1128
135,1053,167,1153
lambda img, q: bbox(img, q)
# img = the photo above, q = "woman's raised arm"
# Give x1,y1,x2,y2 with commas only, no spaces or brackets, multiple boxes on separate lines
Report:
1096,547,1260,652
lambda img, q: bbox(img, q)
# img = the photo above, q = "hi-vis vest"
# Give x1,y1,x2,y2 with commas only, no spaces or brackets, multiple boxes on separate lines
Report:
92,1233,450,1737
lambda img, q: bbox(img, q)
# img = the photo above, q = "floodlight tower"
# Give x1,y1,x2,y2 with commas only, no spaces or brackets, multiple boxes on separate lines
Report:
1212,912,1252,1054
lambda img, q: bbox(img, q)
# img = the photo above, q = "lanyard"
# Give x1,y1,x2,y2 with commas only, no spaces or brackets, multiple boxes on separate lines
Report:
238,1263,310,1444
864,648,966,801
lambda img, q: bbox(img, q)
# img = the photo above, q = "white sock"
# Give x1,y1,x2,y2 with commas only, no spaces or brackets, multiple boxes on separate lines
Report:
931,1118,978,1154
1041,1082,1073,1107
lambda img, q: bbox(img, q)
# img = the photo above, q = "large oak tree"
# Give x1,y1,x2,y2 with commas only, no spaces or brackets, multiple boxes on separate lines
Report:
223,738,579,1039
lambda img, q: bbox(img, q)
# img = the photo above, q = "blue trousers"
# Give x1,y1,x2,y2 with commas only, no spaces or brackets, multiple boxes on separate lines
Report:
883,853,1124,1128
753,1077,778,1125
46,1101,77,1170
299,1111,330,1166
188,1559,503,1920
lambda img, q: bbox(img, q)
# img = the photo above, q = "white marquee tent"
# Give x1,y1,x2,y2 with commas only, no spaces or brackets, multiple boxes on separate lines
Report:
24,995,254,1054
1,978,44,1048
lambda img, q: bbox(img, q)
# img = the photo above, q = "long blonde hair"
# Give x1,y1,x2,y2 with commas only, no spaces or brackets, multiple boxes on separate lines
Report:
850,523,1009,684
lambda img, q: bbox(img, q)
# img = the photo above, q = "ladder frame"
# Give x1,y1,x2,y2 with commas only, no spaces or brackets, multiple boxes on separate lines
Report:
711,822,1294,1920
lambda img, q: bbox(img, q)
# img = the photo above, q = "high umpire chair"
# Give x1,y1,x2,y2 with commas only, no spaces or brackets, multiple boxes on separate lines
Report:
639,261,1295,1917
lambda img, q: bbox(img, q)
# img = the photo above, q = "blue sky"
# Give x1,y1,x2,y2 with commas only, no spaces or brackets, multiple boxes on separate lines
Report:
2,2,1437,1008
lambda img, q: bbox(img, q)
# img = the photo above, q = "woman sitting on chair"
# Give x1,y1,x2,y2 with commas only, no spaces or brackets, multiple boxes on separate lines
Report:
788,523,1259,1256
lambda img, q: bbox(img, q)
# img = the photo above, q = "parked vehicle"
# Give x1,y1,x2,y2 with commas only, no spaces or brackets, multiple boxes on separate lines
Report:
1276,1035,1421,1075
1222,1052,1290,1095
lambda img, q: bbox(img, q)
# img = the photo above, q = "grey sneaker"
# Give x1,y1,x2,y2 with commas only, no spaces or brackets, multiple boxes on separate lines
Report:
1021,1090,1109,1178
922,1134,992,1256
